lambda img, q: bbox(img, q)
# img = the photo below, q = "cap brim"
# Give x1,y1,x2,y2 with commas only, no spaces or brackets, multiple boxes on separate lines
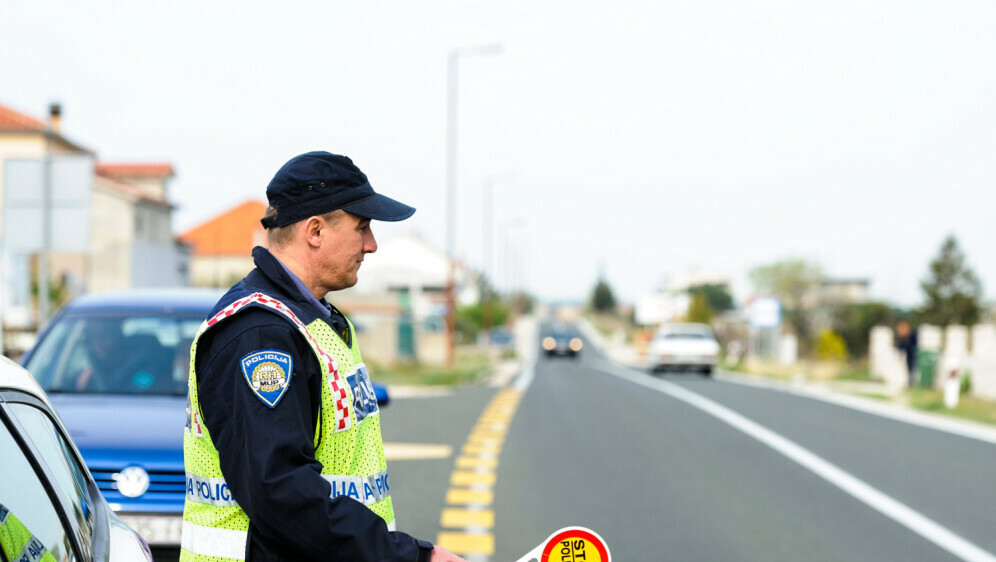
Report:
341,193,416,222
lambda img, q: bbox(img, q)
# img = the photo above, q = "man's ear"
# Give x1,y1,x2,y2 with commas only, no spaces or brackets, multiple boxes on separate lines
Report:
303,217,324,248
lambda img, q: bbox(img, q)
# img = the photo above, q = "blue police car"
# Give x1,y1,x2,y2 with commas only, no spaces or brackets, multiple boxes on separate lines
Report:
21,289,389,555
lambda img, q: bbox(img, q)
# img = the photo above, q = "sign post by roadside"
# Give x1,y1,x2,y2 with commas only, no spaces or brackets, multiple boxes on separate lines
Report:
747,296,781,361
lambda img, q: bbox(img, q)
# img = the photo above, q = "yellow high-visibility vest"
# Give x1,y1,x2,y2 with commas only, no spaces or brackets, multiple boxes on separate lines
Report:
180,293,393,562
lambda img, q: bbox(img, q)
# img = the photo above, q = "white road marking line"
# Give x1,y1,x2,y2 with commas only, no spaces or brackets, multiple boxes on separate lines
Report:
512,349,538,392
603,363,996,562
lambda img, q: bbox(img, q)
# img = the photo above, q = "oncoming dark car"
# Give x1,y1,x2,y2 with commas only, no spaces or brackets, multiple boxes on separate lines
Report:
542,330,583,358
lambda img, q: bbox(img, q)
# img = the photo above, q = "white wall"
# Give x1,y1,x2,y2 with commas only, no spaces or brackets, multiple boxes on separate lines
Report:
870,323,996,400
88,188,134,291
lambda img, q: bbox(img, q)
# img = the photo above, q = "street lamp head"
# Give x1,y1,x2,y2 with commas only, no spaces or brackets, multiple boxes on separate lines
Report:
452,44,503,58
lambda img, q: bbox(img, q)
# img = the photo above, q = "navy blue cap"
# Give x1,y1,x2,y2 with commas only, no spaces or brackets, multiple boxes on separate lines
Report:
260,151,415,229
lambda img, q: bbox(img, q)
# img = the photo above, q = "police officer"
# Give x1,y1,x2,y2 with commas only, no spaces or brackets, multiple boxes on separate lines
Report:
180,152,465,562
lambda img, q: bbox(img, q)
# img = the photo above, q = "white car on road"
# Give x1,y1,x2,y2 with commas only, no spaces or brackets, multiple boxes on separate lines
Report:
649,323,720,375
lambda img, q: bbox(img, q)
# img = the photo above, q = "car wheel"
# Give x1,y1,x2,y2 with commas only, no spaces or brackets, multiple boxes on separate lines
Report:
701,366,713,376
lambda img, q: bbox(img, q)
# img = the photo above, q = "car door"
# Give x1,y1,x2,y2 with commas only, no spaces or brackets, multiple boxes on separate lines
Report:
0,388,149,562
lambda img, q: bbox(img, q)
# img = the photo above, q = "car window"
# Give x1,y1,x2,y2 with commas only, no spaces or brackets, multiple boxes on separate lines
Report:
0,415,77,562
663,333,711,340
9,404,93,557
25,314,204,396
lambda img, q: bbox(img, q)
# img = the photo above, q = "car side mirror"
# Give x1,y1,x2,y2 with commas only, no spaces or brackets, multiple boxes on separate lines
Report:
372,382,390,408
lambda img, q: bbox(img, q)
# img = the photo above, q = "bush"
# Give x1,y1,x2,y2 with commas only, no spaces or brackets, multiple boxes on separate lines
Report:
456,301,511,341
961,373,972,395
830,302,897,359
815,329,848,362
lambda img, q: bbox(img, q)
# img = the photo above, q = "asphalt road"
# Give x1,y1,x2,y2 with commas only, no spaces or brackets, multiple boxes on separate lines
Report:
383,329,996,561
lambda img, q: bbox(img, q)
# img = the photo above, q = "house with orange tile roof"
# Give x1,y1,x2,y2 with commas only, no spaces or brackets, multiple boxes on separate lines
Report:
179,200,267,287
0,101,189,331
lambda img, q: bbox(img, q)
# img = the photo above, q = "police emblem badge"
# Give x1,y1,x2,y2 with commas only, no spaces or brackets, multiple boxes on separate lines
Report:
240,350,293,408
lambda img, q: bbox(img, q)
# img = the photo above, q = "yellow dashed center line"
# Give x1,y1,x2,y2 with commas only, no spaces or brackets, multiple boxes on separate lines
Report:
446,488,494,505
456,456,498,469
436,387,523,558
450,470,497,487
441,508,495,528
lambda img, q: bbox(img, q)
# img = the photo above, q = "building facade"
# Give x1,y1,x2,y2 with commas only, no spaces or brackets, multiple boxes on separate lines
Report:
0,102,187,332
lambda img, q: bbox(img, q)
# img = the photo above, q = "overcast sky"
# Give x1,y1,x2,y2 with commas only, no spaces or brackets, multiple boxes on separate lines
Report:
3,1,994,306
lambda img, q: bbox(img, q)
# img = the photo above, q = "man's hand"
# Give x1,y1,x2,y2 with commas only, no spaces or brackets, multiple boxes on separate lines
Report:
430,545,468,561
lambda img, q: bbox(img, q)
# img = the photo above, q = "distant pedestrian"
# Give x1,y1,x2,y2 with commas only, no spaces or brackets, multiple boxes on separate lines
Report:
895,320,918,388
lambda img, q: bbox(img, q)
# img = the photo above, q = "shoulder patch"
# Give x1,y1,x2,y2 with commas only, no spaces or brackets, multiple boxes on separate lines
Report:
240,350,293,408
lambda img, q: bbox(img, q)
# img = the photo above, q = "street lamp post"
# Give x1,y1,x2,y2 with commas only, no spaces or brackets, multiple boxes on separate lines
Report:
481,174,515,337
445,44,501,366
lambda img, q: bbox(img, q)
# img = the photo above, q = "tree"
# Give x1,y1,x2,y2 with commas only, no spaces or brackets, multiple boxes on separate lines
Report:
685,292,714,324
687,284,735,312
748,259,822,310
590,277,617,313
749,259,823,349
918,235,984,326
830,302,897,359
456,301,512,342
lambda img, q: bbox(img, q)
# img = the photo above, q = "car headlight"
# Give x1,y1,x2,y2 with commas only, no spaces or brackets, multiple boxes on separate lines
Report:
569,338,583,352
542,337,556,351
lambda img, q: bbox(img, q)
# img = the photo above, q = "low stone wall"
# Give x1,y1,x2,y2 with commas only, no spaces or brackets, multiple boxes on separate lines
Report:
870,323,996,400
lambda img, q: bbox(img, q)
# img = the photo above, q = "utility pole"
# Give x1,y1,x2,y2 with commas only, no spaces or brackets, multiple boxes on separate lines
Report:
38,103,60,325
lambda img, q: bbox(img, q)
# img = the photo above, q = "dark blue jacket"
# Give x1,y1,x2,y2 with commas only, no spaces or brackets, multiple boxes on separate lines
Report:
194,247,433,562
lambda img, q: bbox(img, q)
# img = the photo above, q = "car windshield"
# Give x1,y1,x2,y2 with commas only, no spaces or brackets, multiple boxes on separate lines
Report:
25,313,205,396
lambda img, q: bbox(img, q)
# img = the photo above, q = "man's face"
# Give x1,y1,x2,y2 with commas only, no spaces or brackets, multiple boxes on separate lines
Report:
85,321,119,360
318,211,377,291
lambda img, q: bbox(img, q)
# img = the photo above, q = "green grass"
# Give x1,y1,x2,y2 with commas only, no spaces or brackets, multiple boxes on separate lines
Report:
836,367,873,382
855,392,890,401
908,388,996,426
367,350,491,387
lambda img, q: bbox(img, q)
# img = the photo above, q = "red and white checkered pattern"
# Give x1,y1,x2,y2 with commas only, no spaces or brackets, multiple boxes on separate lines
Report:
206,293,352,432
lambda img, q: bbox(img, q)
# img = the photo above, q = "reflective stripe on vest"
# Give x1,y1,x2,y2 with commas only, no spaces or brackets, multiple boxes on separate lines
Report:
322,469,391,505
186,470,390,507
181,518,399,560
185,473,238,507
181,521,246,560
